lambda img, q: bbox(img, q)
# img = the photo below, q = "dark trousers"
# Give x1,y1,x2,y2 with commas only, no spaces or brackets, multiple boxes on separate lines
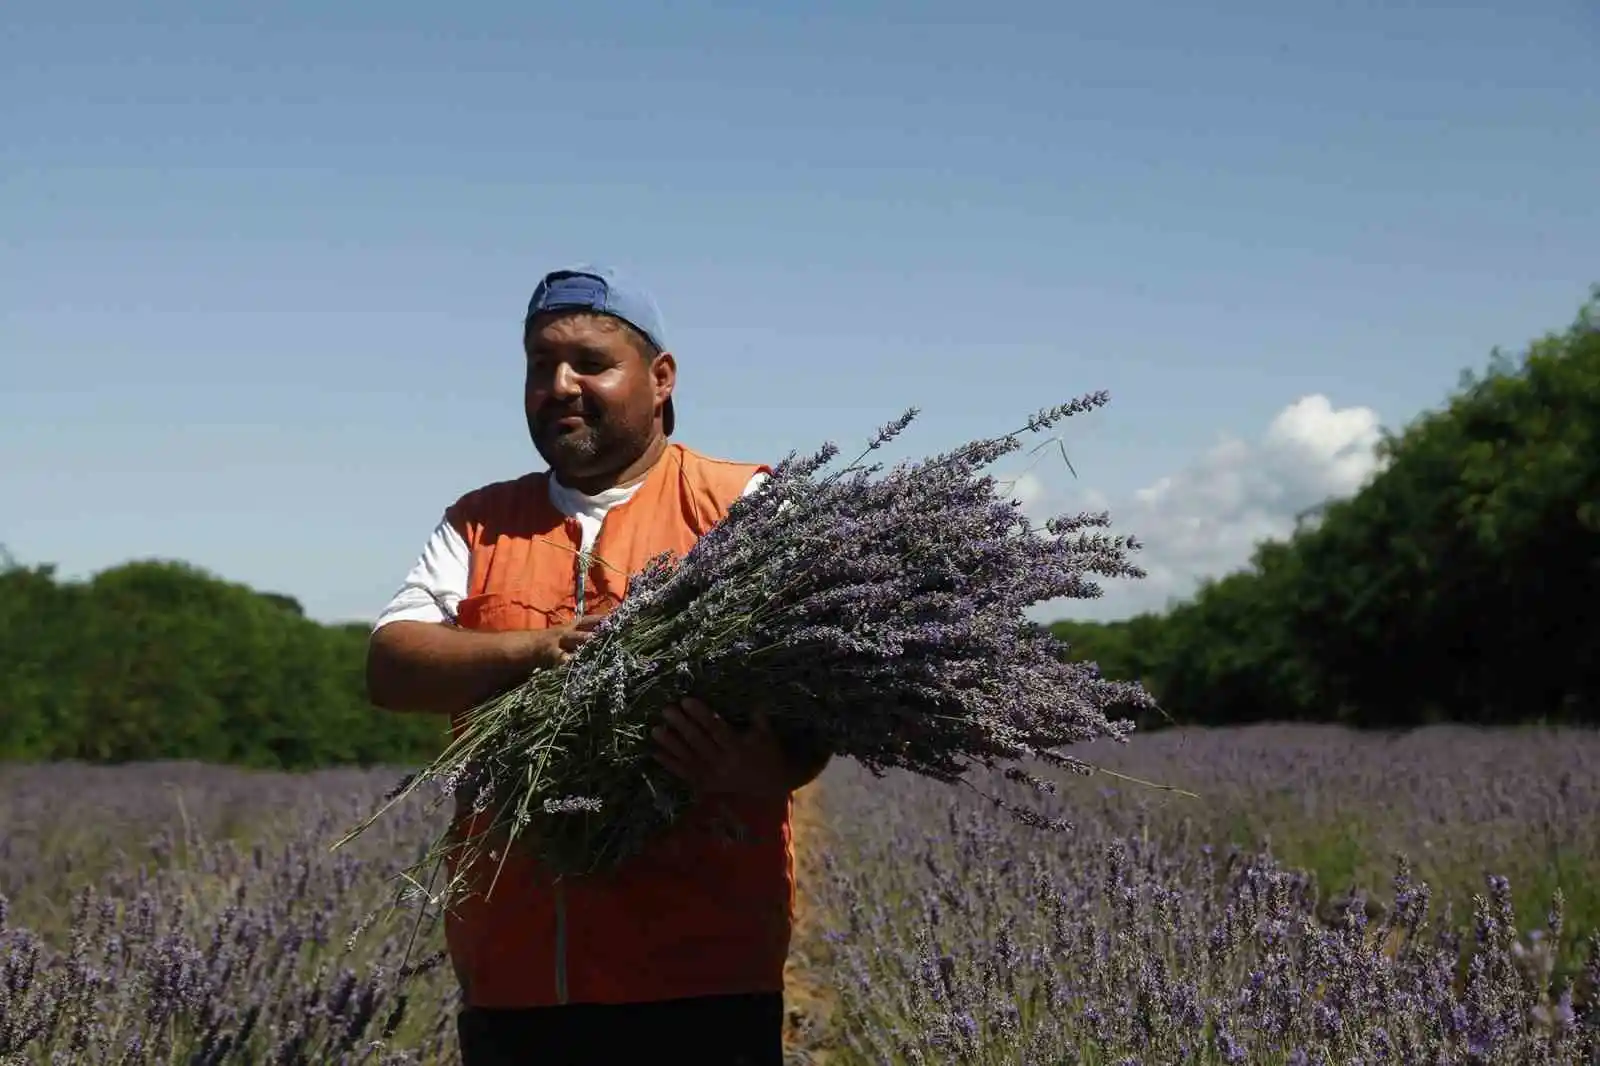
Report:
456,992,785,1066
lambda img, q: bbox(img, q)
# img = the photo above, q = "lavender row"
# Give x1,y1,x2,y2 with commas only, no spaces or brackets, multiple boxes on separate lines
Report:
811,724,1600,1064
0,761,462,1064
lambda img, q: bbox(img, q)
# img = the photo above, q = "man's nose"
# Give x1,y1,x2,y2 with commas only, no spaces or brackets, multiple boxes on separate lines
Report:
551,361,581,398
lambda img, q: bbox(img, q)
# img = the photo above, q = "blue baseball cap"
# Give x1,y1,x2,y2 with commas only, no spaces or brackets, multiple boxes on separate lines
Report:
524,265,675,435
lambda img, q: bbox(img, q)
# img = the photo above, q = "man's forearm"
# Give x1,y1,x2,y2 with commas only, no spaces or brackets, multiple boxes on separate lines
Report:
366,621,541,716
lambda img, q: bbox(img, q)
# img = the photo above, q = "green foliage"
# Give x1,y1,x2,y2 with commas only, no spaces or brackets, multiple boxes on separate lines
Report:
1288,290,1600,727
0,556,448,768
1053,285,1600,729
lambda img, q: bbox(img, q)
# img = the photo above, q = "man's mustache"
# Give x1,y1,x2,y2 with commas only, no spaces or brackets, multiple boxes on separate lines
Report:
536,404,594,426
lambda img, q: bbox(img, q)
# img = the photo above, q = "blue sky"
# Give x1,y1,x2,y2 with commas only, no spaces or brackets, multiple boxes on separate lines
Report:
3,0,1596,624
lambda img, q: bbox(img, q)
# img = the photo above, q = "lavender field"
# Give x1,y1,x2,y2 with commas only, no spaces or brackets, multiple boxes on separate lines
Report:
4,725,1600,1063
814,724,1600,1064
0,761,465,1064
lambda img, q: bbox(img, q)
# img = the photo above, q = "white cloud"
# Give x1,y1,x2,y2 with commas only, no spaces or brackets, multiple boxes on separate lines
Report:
1003,471,1049,512
1026,394,1387,621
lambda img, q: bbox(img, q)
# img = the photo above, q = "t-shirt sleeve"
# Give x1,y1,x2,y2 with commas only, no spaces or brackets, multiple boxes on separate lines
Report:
372,513,471,630
744,468,796,515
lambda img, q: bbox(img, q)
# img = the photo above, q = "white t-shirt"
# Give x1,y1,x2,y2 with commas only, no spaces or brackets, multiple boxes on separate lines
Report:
373,470,768,630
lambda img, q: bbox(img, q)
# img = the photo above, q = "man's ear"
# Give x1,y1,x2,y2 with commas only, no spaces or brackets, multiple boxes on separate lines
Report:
653,350,677,406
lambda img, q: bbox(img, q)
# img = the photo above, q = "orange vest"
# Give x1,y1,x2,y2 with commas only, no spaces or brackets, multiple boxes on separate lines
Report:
439,443,792,1008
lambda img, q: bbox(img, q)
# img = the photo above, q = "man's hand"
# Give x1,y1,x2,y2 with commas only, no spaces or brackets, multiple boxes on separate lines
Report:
520,613,606,669
651,697,797,798
366,613,607,716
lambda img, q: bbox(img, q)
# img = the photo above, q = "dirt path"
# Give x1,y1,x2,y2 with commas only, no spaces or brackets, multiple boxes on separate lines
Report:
782,780,836,1063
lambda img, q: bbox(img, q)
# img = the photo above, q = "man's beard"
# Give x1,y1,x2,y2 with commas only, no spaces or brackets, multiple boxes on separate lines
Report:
533,418,600,467
531,412,640,479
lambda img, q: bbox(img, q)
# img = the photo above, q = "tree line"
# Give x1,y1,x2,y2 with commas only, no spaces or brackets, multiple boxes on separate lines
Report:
3,288,1595,768
0,554,446,767
1051,287,1600,730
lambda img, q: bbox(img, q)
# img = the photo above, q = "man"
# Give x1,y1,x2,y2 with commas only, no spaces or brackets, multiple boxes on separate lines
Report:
366,265,830,1065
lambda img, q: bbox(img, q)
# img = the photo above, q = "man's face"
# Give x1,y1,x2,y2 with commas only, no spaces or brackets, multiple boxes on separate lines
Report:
523,311,673,483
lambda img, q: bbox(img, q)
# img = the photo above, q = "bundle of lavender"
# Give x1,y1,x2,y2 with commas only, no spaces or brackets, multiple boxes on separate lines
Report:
339,392,1155,886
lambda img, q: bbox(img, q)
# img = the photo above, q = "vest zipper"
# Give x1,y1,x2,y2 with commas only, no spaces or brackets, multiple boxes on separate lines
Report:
553,536,589,1006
